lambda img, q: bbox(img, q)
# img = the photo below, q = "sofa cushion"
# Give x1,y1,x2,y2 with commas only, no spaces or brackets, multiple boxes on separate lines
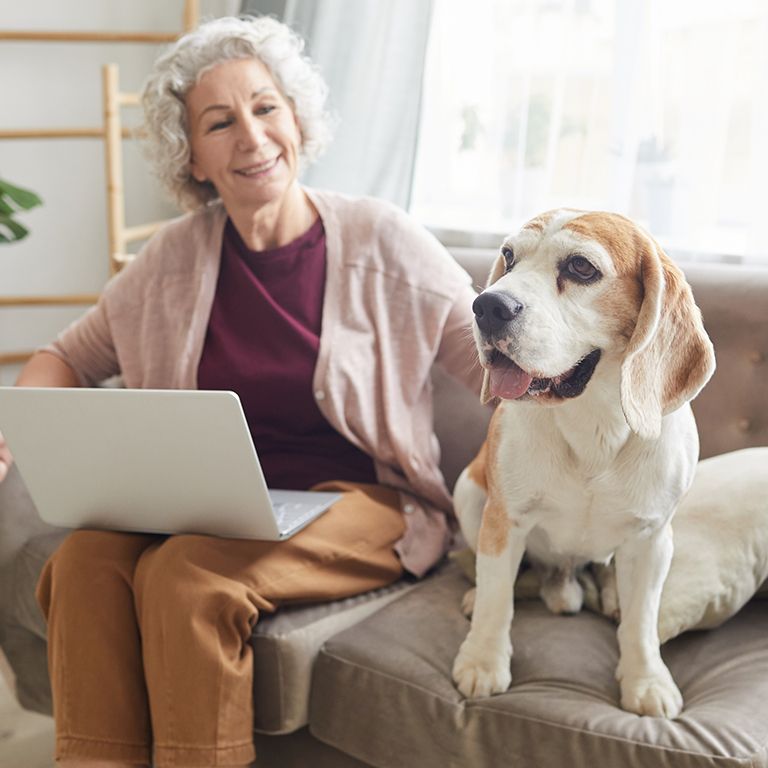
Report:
310,561,768,768
249,579,417,734
0,464,63,643
9,530,416,732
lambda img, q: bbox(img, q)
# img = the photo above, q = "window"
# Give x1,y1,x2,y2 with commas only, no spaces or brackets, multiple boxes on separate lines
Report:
411,0,768,263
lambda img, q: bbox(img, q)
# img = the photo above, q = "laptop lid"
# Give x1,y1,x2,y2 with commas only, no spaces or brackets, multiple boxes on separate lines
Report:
0,387,337,540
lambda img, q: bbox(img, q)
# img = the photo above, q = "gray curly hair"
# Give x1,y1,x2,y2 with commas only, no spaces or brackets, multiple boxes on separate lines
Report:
141,15,333,211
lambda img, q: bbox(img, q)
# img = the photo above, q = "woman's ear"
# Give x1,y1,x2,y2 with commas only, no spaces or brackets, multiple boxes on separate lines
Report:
189,155,207,183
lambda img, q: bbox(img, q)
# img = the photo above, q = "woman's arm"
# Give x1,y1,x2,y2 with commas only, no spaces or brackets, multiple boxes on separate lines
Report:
436,282,485,396
0,352,81,482
16,350,81,387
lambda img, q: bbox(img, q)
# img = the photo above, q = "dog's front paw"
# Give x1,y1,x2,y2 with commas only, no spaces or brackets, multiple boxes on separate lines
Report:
452,638,512,699
617,663,683,718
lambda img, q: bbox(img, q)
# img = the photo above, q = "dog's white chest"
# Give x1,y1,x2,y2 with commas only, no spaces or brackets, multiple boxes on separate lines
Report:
523,472,645,562
493,403,667,562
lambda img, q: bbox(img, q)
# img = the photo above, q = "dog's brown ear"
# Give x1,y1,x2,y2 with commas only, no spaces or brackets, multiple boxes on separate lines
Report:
620,238,715,439
487,253,507,287
480,372,496,405
479,254,507,404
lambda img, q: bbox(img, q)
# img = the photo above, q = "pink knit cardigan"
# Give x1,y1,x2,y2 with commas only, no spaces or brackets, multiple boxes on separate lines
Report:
45,188,483,576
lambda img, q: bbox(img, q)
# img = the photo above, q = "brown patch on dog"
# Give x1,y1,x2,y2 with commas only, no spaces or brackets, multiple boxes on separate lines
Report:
596,277,644,341
566,212,652,342
656,257,714,410
566,214,713,424
487,254,507,288
523,217,546,233
523,209,558,233
620,229,715,438
475,409,515,556
564,212,648,277
467,441,488,490
477,496,514,557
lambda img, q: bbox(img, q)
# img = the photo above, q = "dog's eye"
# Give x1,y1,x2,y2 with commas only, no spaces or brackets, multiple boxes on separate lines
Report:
501,245,515,272
565,256,600,282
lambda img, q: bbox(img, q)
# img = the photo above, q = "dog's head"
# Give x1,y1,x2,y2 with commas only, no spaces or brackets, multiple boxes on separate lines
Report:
474,209,715,439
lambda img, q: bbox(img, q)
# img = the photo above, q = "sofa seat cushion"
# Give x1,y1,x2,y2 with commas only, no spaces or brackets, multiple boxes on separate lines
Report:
310,562,768,768
10,530,416,733
249,580,417,734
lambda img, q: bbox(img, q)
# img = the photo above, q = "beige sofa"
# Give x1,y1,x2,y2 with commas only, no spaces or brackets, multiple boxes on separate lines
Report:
1,254,767,767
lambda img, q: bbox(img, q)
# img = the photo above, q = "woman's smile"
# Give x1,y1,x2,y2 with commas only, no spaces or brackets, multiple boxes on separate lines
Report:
235,157,280,177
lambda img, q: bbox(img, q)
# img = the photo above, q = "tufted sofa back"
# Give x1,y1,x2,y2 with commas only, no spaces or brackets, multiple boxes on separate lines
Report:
433,252,768,492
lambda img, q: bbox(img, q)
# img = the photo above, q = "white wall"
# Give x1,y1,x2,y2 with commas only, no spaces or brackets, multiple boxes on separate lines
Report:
0,0,240,383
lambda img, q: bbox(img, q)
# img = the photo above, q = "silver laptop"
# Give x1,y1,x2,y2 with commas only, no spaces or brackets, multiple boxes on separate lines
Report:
0,387,341,540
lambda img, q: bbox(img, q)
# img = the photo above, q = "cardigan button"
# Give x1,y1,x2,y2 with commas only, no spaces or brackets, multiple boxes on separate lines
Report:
403,503,416,514
314,389,326,401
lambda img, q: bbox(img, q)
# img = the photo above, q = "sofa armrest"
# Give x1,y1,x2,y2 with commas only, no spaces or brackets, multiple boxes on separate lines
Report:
0,465,60,642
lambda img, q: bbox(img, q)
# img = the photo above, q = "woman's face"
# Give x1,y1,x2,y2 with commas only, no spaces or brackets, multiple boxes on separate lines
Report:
186,57,302,212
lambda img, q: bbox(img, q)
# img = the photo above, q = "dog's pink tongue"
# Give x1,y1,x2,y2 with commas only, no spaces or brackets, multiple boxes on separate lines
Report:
489,358,533,399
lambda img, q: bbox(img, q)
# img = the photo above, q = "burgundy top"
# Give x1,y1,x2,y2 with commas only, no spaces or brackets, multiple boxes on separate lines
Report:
197,217,377,490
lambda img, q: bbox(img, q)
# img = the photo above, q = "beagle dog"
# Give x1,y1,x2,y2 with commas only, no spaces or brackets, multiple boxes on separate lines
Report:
451,209,715,718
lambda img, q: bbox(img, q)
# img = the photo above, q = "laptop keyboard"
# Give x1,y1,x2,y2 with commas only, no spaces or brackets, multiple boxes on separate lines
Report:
272,501,319,532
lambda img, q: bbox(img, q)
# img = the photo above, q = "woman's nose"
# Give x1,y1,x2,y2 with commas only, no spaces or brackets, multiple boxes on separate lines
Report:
236,116,267,150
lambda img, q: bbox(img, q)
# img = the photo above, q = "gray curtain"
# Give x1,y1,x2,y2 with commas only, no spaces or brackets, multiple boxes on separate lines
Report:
241,0,433,208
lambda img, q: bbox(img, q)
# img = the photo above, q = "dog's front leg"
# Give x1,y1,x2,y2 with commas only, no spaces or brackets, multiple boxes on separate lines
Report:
452,518,526,699
614,523,682,718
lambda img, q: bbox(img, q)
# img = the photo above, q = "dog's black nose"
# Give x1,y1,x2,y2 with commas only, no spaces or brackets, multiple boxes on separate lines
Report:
473,292,524,334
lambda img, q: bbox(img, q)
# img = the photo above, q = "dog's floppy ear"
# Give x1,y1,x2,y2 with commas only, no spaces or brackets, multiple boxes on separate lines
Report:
480,367,496,405
479,254,508,404
620,237,715,439
486,252,507,287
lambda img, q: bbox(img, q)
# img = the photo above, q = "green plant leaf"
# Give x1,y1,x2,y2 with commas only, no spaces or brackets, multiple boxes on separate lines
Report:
0,179,43,211
0,212,30,242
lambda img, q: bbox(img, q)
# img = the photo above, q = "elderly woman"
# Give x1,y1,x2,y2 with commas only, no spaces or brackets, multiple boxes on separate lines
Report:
9,15,481,768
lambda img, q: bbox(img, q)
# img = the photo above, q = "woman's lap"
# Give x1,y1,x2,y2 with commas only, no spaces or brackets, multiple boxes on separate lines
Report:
36,481,407,765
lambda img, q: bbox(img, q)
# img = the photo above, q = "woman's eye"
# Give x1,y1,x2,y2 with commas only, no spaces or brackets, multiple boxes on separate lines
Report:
208,119,231,132
566,256,599,281
501,245,515,272
255,105,276,116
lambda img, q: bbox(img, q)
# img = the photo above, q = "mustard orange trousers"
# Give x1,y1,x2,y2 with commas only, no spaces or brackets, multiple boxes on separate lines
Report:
35,481,406,766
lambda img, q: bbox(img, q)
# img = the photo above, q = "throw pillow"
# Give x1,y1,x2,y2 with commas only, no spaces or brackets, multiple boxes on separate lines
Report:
658,447,768,642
